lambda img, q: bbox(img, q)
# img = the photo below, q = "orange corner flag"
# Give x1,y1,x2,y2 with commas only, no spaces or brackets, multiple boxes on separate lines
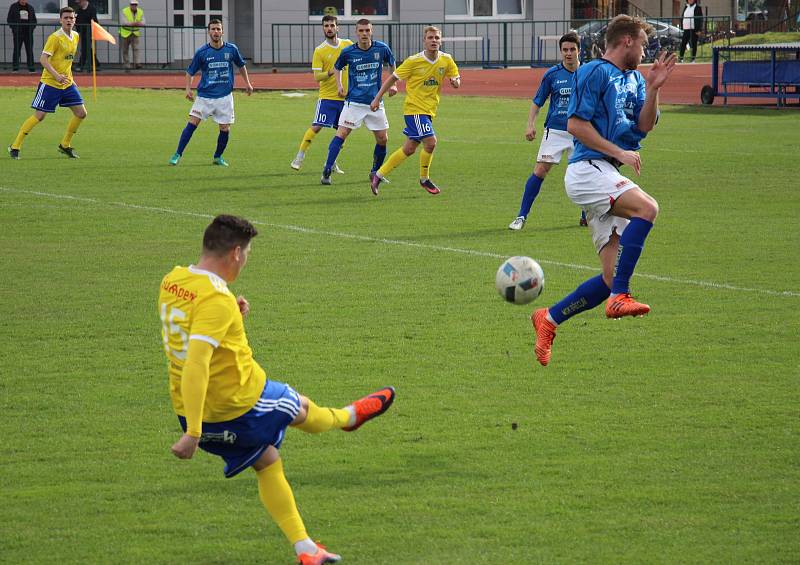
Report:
91,20,116,44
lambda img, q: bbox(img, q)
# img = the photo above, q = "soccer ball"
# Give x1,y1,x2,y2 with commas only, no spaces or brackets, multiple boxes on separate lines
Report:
495,256,545,305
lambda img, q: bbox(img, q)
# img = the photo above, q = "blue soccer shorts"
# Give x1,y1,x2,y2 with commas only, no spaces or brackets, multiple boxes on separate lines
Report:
178,379,302,478
30,82,84,113
402,114,435,141
312,99,345,128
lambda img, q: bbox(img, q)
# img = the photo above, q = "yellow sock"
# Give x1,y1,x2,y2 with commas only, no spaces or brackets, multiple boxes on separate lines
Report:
256,459,308,544
61,115,84,148
420,149,434,180
299,127,317,152
293,399,351,433
12,115,40,149
378,147,409,177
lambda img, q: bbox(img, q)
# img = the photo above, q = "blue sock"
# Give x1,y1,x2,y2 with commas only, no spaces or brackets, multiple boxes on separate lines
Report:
325,136,344,171
549,275,611,325
213,130,229,159
612,217,654,295
176,122,197,155
517,173,544,218
372,144,387,172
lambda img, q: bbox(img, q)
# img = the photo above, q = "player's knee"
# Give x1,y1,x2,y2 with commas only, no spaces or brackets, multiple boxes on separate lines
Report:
640,197,659,222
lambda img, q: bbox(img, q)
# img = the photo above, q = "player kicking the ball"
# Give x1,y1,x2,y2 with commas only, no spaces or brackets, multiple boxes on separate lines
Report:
368,25,460,196
532,16,677,366
168,19,253,167
159,214,396,564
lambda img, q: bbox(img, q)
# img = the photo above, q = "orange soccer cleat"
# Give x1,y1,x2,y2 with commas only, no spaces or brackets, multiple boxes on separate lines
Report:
531,308,557,366
297,542,341,565
342,386,396,432
605,293,651,319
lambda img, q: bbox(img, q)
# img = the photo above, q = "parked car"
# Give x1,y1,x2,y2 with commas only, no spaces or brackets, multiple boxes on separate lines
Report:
576,18,683,62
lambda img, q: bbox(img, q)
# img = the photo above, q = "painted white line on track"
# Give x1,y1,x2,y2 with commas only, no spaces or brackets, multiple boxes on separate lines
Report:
2,187,798,298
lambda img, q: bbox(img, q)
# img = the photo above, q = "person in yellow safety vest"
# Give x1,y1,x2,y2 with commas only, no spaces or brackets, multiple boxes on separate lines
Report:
119,0,144,70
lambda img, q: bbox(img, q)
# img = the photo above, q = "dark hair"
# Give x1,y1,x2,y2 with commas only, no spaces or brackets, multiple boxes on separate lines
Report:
208,18,223,29
559,31,579,48
59,6,75,16
605,15,654,47
202,215,258,255
356,18,371,27
322,14,338,24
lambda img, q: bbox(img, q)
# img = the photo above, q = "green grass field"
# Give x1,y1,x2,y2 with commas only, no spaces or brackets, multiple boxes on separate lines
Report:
1,88,799,564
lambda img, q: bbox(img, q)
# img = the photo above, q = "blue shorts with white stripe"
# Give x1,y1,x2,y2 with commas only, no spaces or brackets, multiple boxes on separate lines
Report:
178,379,301,478
402,114,435,141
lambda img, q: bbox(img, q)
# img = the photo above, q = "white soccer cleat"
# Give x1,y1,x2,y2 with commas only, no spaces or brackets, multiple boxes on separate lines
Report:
508,216,526,231
332,161,345,174
291,152,304,170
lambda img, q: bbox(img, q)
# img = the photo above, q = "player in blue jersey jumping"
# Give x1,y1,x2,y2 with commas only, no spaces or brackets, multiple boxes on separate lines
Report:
531,15,677,366
169,19,253,167
320,18,396,186
508,31,587,231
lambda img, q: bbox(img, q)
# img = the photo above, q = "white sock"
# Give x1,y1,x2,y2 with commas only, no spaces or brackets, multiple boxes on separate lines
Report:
346,405,356,426
296,151,305,159
294,538,318,556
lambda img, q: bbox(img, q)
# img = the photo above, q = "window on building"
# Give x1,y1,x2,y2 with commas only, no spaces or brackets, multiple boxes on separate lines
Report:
174,0,223,27
33,0,111,19
309,0,390,19
445,0,523,17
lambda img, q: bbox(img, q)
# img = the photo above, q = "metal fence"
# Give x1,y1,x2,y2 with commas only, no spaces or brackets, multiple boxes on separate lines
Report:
1,22,216,70
271,17,733,68
3,17,740,71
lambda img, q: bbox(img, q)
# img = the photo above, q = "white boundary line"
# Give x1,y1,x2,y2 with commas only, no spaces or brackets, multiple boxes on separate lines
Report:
2,187,798,298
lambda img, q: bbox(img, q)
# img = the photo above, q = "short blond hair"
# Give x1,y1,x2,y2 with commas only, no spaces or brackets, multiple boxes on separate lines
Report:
423,25,441,37
605,15,654,47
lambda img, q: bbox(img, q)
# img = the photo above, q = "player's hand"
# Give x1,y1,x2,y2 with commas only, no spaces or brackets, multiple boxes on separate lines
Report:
387,85,398,97
237,295,250,317
185,89,194,101
369,97,381,112
647,51,677,90
525,126,536,141
618,150,642,175
337,87,346,98
245,83,254,96
56,73,68,85
171,433,200,459
449,77,461,88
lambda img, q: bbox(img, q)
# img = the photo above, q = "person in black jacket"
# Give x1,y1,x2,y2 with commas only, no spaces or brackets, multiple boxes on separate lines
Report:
6,0,37,72
75,0,100,71
679,0,704,63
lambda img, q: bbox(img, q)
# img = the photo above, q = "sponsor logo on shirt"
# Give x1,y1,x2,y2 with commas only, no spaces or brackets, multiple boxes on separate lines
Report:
162,279,198,302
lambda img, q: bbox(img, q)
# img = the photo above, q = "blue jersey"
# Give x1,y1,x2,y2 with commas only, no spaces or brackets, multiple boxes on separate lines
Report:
533,63,576,131
187,42,246,99
334,40,395,105
567,59,649,163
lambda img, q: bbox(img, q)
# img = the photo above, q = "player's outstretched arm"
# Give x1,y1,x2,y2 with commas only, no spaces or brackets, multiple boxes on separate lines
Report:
370,74,399,111
638,51,676,132
238,66,253,96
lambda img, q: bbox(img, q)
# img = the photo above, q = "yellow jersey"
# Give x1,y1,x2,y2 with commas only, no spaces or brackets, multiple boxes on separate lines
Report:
158,265,266,423
41,28,78,89
394,51,460,117
312,38,353,101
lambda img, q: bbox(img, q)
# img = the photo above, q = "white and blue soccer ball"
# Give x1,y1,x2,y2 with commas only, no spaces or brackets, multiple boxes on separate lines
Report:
495,256,545,305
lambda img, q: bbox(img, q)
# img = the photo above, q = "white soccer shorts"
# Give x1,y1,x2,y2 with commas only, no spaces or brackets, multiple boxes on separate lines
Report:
565,159,640,253
339,101,389,131
536,128,574,164
189,93,235,124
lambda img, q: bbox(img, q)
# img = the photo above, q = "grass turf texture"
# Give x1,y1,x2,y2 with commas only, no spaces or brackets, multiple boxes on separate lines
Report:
1,88,799,563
